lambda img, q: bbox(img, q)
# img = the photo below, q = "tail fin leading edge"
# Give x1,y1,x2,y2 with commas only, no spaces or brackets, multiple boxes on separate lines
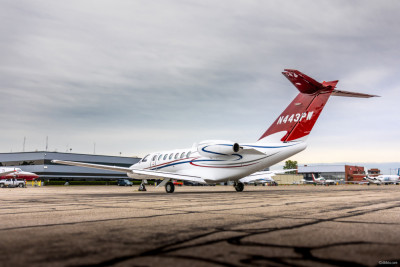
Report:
258,69,378,143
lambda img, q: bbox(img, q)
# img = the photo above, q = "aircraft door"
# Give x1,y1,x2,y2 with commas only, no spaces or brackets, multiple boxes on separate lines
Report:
150,154,158,168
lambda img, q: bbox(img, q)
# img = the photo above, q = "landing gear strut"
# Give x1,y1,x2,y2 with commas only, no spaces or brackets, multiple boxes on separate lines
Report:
165,181,175,193
139,183,147,191
234,182,244,192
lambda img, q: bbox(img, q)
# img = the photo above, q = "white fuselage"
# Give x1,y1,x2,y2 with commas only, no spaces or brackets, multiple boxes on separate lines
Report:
0,167,39,180
314,177,335,185
365,175,400,185
128,141,306,183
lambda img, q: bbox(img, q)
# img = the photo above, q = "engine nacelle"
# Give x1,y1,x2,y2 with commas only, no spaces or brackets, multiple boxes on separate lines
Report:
197,140,241,158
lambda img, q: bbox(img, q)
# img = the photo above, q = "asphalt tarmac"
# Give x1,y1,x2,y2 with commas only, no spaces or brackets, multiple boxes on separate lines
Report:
0,185,399,267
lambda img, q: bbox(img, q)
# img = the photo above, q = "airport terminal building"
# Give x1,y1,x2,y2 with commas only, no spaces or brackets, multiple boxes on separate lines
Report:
0,152,140,180
298,164,365,183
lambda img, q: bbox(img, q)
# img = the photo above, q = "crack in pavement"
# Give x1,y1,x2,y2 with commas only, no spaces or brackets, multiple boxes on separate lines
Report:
2,186,399,267
76,200,400,267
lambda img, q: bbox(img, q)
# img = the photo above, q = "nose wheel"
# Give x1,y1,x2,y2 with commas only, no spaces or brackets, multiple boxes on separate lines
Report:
165,181,175,193
234,182,244,192
139,183,147,191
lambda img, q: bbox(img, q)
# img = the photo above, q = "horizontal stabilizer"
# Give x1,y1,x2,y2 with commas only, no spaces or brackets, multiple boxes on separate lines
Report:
332,90,379,98
282,69,334,94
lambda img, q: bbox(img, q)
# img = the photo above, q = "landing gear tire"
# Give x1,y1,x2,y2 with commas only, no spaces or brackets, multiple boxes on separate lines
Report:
234,182,244,192
165,182,175,193
138,183,147,191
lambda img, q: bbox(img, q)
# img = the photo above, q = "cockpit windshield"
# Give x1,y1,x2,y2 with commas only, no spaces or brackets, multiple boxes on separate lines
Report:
141,154,150,163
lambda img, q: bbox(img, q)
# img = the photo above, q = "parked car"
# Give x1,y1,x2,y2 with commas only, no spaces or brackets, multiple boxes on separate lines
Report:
0,178,26,188
117,179,133,186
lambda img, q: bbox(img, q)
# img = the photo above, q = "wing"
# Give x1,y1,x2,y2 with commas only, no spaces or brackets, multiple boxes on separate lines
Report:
344,180,370,184
239,169,296,183
52,160,206,184
127,168,206,184
271,169,297,174
52,160,131,173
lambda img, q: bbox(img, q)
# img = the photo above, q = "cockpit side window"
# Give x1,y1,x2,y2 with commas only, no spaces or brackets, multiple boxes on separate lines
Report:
152,155,157,161
142,154,150,162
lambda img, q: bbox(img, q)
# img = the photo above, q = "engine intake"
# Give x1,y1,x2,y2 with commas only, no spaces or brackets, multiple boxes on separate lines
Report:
197,140,241,158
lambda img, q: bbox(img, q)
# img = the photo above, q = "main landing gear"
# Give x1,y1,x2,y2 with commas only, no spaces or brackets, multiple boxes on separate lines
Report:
234,182,244,192
165,181,175,193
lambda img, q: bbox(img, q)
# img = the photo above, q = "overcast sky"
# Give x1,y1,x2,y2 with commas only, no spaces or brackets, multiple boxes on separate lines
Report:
1,0,399,168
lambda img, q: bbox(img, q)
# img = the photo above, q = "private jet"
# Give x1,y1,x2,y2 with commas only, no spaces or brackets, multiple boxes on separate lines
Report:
311,174,336,185
364,171,399,185
0,167,39,180
53,69,378,193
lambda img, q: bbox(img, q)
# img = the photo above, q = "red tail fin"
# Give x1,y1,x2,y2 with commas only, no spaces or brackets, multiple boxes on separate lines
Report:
258,69,336,142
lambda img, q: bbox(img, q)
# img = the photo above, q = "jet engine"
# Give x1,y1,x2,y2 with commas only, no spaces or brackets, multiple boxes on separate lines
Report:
197,140,241,158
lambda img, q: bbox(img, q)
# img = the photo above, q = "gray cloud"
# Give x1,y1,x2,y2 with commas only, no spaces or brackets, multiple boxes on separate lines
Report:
0,0,399,162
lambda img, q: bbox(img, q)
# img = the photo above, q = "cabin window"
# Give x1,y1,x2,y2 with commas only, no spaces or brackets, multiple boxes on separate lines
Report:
142,154,150,162
180,152,185,159
169,153,173,160
163,154,168,160
158,154,162,161
174,153,178,159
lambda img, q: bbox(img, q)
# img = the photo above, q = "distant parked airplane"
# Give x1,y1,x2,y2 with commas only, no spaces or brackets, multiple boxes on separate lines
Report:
0,167,39,180
239,169,296,186
364,171,399,185
311,174,336,185
53,69,378,193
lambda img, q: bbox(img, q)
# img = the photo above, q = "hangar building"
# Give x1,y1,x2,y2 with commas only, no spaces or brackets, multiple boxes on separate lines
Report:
0,152,140,180
298,164,365,183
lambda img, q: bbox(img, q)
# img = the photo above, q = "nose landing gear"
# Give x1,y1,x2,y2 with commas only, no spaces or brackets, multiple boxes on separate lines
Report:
139,183,147,191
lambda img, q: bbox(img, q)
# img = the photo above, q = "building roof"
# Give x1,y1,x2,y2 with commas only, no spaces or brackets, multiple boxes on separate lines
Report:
298,165,346,173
